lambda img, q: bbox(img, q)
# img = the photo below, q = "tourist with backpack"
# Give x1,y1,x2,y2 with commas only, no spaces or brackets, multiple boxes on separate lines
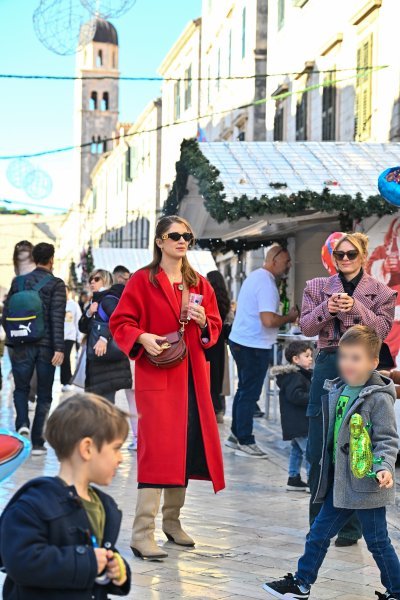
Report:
2,243,66,456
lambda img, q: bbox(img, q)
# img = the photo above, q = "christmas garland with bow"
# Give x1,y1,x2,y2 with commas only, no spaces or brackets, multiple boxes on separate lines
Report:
163,139,395,231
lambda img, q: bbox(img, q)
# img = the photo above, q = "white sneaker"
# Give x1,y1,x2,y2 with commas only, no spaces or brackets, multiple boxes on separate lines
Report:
17,427,30,438
235,443,268,459
32,446,47,456
61,385,74,392
225,434,239,450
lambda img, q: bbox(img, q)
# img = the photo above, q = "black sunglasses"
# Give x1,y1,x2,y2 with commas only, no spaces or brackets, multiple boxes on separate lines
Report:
162,232,194,242
90,276,102,283
332,250,359,261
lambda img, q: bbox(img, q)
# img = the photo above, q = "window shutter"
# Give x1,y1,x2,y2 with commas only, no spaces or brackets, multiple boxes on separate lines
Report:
355,35,373,140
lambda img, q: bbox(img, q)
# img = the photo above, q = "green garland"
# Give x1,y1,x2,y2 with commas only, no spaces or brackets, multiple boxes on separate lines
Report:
163,139,396,231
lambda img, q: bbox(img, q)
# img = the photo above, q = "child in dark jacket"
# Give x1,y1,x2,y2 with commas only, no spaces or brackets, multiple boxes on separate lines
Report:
0,393,131,600
271,340,313,492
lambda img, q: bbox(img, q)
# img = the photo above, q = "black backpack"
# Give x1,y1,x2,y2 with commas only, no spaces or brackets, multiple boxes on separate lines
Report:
4,274,52,344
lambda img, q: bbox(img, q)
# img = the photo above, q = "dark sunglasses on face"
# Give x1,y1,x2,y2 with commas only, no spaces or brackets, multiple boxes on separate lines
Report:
161,232,194,242
332,250,359,261
90,276,102,283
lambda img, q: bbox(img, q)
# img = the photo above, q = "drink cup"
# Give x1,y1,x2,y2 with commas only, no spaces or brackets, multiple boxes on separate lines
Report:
188,293,203,320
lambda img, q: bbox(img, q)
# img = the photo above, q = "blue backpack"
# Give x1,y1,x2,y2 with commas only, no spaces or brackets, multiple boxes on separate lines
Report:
4,274,52,344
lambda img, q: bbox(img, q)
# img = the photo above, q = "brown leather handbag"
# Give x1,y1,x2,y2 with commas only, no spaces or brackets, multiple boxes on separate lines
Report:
145,287,189,369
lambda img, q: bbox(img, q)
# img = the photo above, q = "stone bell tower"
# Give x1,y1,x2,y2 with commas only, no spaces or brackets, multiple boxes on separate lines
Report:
74,19,119,203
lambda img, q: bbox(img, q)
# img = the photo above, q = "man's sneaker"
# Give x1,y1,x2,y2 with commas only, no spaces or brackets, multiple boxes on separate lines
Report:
287,475,309,492
17,426,30,439
263,573,310,598
31,446,47,457
61,384,74,392
235,442,268,459
225,434,239,450
375,592,396,599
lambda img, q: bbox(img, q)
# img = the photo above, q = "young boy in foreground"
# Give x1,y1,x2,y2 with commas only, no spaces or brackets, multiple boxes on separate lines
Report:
0,393,131,600
263,325,400,600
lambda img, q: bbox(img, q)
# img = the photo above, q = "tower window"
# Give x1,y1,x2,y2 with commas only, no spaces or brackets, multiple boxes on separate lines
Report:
96,50,103,67
91,136,97,154
184,65,192,110
89,91,98,110
101,92,109,111
112,51,116,68
174,80,181,120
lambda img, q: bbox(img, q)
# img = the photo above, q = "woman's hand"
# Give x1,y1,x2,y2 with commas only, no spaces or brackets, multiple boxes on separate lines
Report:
93,338,107,357
336,294,355,313
188,303,206,328
376,470,393,489
138,333,167,356
327,295,340,314
88,302,98,317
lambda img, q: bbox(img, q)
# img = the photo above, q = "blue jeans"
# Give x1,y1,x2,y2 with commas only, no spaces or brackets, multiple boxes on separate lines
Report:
296,486,400,598
289,437,310,478
11,344,56,447
229,341,272,445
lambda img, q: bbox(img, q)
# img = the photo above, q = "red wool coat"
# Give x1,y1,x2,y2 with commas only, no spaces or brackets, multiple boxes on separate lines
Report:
109,268,225,493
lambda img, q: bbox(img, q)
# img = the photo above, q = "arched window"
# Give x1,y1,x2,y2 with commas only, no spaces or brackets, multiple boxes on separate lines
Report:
89,91,97,110
96,50,103,67
101,92,109,111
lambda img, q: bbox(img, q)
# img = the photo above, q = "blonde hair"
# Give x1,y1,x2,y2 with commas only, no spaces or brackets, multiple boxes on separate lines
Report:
145,215,199,287
339,325,382,359
334,232,369,263
89,268,113,288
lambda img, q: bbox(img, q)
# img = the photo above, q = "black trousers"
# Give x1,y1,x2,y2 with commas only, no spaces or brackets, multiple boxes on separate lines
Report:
60,340,75,385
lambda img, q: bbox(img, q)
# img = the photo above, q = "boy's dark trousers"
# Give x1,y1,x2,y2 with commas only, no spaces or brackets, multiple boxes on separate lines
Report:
60,340,75,385
307,349,362,541
296,486,400,597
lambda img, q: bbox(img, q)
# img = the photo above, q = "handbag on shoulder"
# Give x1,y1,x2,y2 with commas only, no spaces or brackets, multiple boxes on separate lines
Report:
146,287,189,369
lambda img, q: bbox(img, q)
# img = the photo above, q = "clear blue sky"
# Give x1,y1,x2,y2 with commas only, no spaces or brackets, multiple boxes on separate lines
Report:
0,0,201,212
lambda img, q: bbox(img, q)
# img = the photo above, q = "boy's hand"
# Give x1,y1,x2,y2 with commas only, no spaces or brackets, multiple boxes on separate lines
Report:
106,551,127,586
376,470,393,489
94,548,108,574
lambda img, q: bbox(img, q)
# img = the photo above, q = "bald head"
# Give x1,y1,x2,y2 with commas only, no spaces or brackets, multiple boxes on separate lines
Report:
264,244,292,277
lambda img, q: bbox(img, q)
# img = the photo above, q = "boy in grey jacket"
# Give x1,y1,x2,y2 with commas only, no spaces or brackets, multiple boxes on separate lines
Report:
263,325,400,600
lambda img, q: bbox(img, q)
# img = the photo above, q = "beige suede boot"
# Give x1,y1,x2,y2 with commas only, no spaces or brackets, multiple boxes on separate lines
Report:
162,487,195,547
130,488,168,559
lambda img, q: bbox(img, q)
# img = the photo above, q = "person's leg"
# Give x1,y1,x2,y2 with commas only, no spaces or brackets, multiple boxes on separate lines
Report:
31,346,55,447
125,388,138,438
102,390,116,404
60,340,74,385
229,342,270,445
358,507,400,598
288,439,303,478
296,436,310,478
296,487,354,587
11,345,37,432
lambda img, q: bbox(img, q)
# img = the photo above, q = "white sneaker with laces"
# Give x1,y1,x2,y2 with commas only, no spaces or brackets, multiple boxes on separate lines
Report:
225,434,239,450
235,443,268,459
17,427,30,439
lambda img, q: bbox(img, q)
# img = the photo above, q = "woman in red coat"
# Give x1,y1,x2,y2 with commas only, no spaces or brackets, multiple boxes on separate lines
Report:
110,215,225,560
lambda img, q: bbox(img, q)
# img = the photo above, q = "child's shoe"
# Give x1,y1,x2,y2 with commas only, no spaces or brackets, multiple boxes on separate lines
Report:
375,593,397,600
286,475,309,492
263,573,310,598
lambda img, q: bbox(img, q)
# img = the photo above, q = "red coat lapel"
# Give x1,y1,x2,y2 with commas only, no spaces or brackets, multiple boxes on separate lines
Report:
155,269,181,319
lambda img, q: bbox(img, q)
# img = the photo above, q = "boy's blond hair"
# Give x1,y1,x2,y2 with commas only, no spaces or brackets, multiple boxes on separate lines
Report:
45,393,129,460
339,325,382,359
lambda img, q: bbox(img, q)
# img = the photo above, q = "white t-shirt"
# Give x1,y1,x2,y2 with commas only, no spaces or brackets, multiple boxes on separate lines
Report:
64,299,82,342
229,268,280,349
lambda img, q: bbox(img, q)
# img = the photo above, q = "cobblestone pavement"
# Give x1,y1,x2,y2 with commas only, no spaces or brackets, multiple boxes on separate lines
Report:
1,358,400,599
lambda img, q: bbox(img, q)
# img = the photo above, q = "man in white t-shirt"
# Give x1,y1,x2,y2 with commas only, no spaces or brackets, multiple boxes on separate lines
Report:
227,244,298,458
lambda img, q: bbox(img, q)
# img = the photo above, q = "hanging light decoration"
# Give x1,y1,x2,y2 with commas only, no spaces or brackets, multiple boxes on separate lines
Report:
33,0,96,55
80,0,136,19
6,159,35,189
23,169,53,200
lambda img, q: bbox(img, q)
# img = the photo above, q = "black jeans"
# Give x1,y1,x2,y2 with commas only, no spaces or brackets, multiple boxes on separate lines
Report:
60,340,75,385
307,349,362,541
11,344,55,447
229,341,272,445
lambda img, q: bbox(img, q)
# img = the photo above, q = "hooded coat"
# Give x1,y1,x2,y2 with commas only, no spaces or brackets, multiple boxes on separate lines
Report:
0,477,130,600
271,364,312,440
109,268,225,492
314,372,398,509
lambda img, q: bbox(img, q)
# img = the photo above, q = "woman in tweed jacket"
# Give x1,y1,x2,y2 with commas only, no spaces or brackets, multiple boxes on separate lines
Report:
299,232,396,545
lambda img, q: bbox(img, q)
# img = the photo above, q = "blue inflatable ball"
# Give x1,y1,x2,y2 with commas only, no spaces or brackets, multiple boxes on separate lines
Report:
0,429,31,482
378,167,400,207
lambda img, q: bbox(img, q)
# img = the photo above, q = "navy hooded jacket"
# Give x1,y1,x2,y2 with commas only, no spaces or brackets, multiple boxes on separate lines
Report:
0,477,130,600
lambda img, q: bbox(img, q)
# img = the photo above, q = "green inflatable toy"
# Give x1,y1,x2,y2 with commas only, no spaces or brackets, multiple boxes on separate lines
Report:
349,413,382,479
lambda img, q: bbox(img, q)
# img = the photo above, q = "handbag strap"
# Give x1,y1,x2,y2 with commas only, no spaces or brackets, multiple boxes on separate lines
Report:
179,285,190,327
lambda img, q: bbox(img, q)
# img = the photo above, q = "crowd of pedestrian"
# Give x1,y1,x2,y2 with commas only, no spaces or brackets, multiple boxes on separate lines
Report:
0,219,400,599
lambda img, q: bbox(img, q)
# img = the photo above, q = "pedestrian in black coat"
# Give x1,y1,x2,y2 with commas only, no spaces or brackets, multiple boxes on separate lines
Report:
79,282,132,403
271,340,313,491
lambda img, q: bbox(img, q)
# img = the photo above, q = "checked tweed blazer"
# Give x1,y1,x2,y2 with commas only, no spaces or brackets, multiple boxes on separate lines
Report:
299,271,396,349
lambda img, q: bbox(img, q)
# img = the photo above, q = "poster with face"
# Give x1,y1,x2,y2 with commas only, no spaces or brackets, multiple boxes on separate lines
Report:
366,215,400,367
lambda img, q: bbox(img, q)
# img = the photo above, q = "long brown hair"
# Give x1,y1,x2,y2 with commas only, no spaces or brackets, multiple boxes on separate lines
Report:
146,215,199,287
